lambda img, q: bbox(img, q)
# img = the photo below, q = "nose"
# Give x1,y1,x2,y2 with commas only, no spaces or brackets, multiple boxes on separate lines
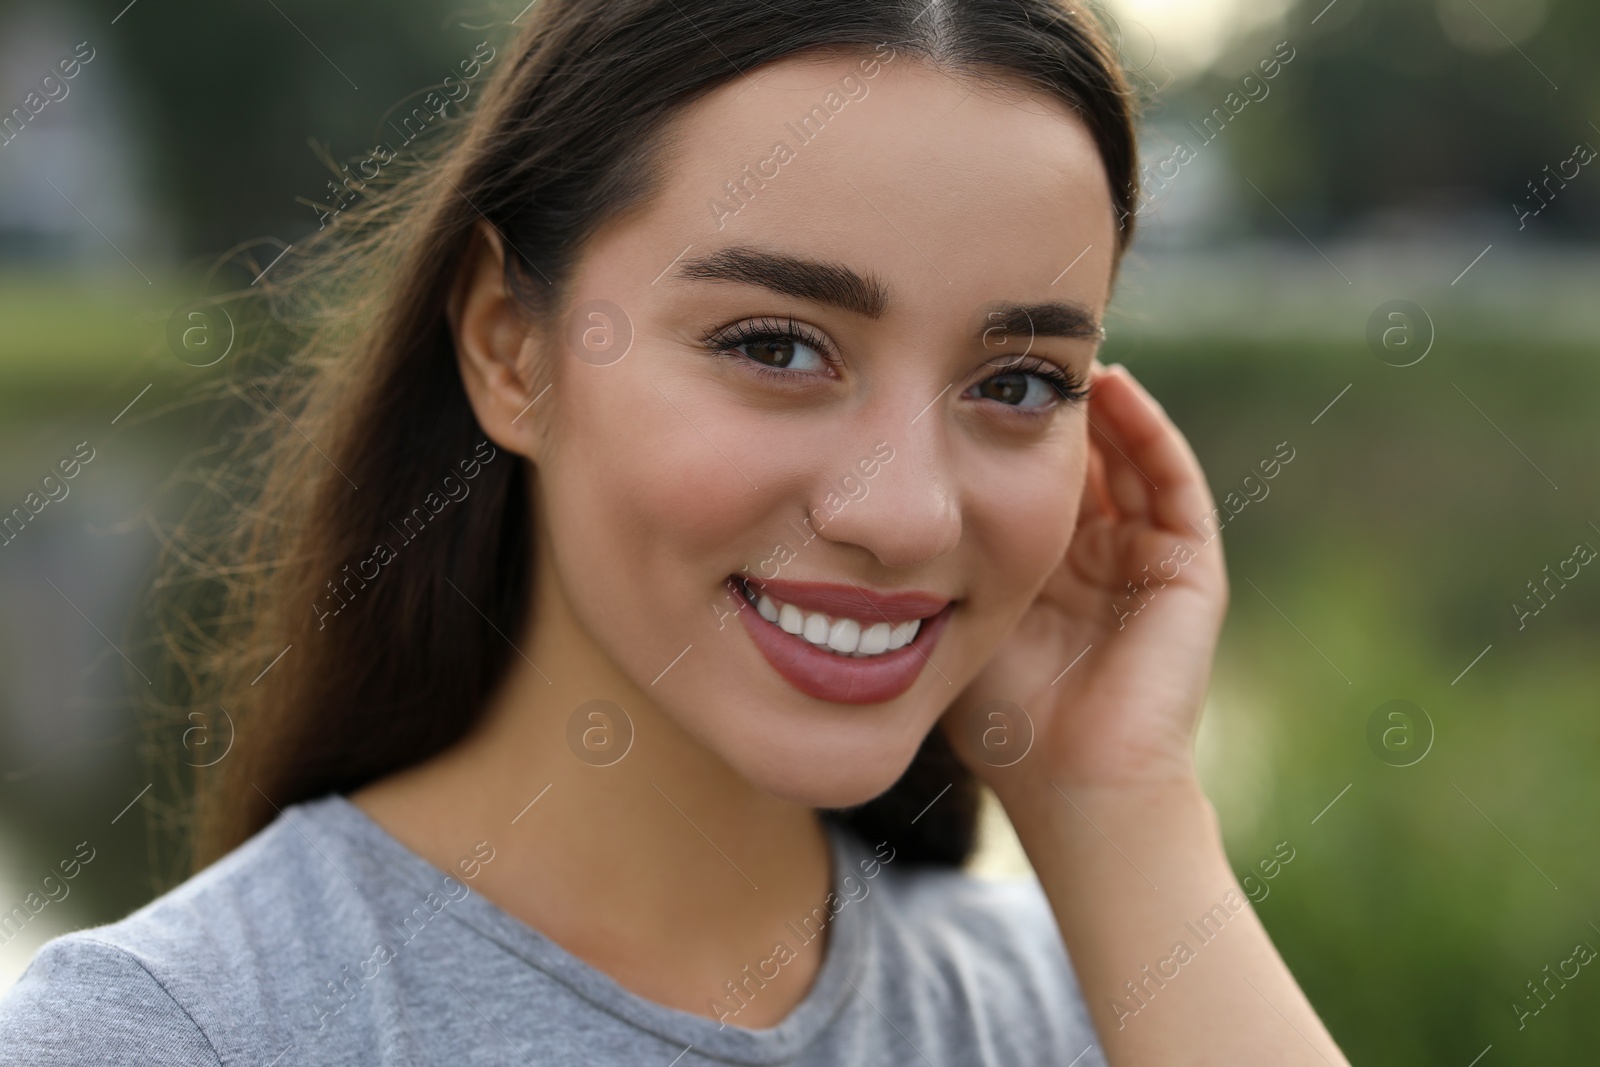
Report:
806,414,962,570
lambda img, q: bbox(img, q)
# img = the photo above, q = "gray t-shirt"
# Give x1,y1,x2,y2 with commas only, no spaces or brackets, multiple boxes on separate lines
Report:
0,794,1106,1065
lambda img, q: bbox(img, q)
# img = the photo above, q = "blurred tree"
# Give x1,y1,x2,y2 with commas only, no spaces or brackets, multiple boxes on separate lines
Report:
1190,0,1600,238
10,0,1597,253
0,0,507,258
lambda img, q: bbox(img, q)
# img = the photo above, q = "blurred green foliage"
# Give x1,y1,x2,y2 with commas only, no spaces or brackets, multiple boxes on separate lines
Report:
1113,332,1600,1063
0,0,505,255
6,0,1598,254
1191,0,1600,237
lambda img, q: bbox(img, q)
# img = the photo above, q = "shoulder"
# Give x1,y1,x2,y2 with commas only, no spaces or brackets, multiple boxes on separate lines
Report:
0,934,221,1065
0,796,368,1064
849,845,1106,1064
872,857,1074,990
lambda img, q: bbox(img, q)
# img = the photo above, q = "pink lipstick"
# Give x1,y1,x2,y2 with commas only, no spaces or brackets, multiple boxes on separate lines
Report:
725,575,955,705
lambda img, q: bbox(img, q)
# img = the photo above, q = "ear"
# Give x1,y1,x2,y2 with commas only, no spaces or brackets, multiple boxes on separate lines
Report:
448,221,550,462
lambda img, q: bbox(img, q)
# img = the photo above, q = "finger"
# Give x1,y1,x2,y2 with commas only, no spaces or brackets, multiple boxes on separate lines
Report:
1076,435,1115,528
1089,364,1217,536
1085,367,1154,523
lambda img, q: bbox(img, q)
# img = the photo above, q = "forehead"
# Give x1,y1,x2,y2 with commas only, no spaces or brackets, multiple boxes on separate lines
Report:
628,50,1119,311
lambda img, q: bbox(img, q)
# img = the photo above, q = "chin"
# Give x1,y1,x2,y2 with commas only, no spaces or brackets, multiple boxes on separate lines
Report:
745,761,919,811
704,705,936,810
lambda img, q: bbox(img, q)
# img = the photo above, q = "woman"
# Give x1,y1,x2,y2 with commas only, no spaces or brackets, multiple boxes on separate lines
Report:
0,0,1348,1063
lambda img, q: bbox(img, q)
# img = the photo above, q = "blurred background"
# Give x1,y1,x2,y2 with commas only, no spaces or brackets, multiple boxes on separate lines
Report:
1,0,1597,1061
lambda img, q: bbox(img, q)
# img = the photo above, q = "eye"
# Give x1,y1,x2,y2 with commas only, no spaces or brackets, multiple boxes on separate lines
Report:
702,316,839,379
966,356,1089,411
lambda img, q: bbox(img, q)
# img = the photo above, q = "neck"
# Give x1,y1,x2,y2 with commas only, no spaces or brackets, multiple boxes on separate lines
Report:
351,539,834,1025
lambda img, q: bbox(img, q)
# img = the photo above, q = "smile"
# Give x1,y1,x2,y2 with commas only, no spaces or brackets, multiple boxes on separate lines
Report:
726,575,956,705
743,584,917,657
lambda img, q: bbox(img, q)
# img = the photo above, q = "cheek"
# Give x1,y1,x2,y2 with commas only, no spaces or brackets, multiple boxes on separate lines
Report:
547,369,751,577
538,366,804,659
966,437,1086,597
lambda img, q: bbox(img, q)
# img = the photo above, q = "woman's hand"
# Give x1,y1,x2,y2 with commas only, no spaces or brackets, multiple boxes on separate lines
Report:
939,364,1349,1067
942,361,1229,799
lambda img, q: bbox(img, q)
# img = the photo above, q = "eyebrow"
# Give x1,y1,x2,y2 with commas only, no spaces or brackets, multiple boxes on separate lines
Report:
670,245,1103,341
978,302,1105,344
674,246,890,319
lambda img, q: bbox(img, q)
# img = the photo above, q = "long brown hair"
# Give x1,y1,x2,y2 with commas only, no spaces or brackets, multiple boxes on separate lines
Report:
162,0,1140,875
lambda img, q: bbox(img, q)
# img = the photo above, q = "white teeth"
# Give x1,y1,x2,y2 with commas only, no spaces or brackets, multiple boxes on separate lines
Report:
802,612,829,645
859,622,891,655
739,580,929,659
826,617,861,653
887,619,920,649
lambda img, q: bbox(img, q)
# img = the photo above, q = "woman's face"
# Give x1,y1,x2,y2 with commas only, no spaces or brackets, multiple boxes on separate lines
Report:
515,51,1116,807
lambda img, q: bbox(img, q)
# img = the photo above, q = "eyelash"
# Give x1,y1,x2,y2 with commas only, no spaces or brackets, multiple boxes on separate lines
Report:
702,317,842,382
701,319,1091,410
984,354,1092,405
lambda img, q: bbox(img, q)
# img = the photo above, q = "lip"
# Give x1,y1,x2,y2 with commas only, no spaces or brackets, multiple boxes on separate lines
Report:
726,575,956,705
738,575,952,623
